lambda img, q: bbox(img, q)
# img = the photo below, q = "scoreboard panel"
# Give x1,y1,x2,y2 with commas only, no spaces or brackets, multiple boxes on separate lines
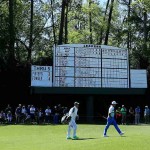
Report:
53,44,129,88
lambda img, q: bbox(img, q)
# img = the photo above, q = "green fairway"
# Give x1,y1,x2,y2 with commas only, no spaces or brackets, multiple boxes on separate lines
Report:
0,124,150,150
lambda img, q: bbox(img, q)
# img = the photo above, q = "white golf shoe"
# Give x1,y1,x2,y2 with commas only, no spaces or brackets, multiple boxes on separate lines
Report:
120,132,125,136
103,135,109,137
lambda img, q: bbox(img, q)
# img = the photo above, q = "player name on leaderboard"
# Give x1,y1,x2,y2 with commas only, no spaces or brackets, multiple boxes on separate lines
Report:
53,44,129,88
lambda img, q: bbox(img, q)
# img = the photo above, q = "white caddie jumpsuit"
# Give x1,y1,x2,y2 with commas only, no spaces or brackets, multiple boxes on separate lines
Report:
67,106,78,138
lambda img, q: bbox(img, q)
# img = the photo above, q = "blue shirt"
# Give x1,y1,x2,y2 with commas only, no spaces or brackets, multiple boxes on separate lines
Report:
135,107,140,114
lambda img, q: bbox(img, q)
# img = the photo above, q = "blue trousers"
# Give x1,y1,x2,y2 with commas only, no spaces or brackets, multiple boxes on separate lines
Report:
104,117,122,135
53,114,59,124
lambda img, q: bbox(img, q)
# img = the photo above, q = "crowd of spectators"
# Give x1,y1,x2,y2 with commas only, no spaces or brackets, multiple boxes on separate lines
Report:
0,104,150,125
0,104,68,125
115,105,150,125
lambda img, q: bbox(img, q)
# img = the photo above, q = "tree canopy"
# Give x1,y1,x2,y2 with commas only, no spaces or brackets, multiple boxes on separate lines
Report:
0,0,150,70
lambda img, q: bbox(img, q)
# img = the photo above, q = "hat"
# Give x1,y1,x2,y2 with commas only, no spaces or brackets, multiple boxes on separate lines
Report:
112,101,117,105
74,102,79,105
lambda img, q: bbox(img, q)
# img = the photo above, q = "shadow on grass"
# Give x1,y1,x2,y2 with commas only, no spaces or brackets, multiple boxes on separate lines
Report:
74,138,97,140
108,136,127,138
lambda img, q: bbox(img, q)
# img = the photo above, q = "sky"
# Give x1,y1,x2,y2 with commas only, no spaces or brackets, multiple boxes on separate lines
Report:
83,0,106,5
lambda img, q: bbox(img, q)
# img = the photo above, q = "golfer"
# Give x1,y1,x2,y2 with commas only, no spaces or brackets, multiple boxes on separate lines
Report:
67,102,79,140
103,101,124,137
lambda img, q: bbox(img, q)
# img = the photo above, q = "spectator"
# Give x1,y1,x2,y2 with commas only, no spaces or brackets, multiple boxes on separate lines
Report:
128,107,134,124
25,105,31,123
37,108,44,124
121,105,127,125
21,105,27,123
5,104,12,114
57,104,63,123
53,106,59,124
45,106,52,124
35,108,39,124
144,106,149,124
7,111,13,124
115,107,122,124
26,105,31,116
30,105,36,123
63,107,68,115
15,104,22,124
135,106,140,124
0,111,6,124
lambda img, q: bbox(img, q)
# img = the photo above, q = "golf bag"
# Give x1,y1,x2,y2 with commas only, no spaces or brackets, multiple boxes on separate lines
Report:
61,113,71,124
61,107,76,124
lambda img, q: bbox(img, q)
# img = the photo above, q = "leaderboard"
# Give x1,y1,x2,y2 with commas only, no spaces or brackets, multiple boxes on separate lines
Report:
53,44,129,88
31,65,52,87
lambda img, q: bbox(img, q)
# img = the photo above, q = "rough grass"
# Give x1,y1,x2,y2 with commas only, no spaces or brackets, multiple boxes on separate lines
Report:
0,124,150,150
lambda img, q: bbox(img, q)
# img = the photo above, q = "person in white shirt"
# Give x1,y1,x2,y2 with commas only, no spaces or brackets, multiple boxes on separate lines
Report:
45,106,51,124
103,101,124,137
30,105,36,122
67,102,79,140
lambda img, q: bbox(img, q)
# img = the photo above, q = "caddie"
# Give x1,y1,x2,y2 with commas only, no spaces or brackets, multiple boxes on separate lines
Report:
103,101,124,137
66,102,79,140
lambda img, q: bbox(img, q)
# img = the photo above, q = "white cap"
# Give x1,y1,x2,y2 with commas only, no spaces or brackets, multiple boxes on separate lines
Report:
112,101,117,105
74,102,79,105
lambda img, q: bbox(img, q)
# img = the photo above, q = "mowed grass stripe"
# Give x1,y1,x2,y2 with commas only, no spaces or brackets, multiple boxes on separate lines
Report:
0,124,149,150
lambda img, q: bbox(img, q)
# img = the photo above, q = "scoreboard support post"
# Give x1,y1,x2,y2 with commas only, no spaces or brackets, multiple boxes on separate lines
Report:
86,96,94,123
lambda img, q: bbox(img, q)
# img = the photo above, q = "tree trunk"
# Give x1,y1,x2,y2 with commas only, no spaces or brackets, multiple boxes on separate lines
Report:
127,0,132,88
99,0,110,44
143,11,148,52
65,0,69,44
51,0,56,45
58,0,66,45
8,0,15,68
27,0,34,64
89,0,93,44
127,0,131,50
104,0,114,45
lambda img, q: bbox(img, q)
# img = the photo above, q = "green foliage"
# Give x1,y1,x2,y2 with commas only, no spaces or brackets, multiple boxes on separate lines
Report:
0,0,150,69
67,1,103,44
